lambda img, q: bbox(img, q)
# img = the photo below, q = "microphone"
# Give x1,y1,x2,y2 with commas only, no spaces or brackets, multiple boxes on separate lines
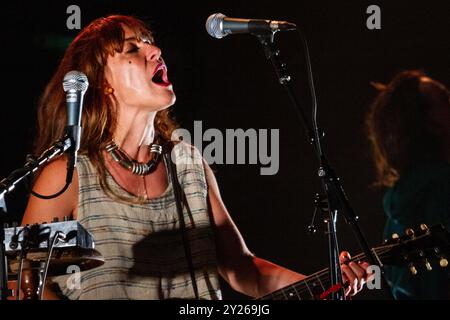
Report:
62,71,89,164
206,13,296,39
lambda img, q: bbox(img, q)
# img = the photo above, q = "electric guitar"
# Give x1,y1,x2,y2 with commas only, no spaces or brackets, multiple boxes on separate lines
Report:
257,224,450,300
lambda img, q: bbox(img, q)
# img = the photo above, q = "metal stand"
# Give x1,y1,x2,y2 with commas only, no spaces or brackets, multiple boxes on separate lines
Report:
256,31,393,299
0,198,11,299
0,136,72,300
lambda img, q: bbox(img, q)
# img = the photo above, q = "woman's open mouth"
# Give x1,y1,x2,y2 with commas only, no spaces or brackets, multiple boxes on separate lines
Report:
151,63,172,87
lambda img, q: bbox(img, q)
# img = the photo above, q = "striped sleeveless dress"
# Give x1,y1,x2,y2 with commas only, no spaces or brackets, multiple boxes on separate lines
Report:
51,142,222,300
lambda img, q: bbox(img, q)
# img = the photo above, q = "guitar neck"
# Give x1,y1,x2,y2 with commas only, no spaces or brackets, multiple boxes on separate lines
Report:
256,224,450,300
257,267,332,300
257,249,385,300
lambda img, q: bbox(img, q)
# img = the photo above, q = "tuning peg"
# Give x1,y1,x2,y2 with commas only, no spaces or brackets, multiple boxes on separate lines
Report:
424,259,433,271
439,258,448,268
419,224,428,232
391,233,399,239
409,264,418,275
405,228,415,237
307,225,317,235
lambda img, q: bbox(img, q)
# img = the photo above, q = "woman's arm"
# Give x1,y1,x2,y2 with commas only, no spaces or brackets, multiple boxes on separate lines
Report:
203,160,368,298
203,160,305,297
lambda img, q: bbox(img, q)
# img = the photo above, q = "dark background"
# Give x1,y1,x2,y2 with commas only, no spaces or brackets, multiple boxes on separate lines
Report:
1,0,448,299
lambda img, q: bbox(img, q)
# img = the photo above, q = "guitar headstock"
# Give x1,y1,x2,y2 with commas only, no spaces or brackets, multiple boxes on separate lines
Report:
380,224,450,275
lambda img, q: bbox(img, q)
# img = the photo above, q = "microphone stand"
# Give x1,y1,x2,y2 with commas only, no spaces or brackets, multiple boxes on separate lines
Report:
0,136,72,300
0,197,9,300
256,31,393,300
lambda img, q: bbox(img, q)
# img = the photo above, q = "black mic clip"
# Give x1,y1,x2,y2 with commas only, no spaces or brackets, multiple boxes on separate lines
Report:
64,126,81,156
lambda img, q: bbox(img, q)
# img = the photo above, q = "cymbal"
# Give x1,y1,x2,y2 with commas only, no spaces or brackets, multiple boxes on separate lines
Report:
8,248,104,280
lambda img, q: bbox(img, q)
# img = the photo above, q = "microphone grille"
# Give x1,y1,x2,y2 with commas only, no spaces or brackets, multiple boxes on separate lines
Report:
206,13,227,39
63,70,89,92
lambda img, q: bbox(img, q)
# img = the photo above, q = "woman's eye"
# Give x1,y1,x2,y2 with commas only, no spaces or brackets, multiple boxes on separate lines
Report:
126,46,139,53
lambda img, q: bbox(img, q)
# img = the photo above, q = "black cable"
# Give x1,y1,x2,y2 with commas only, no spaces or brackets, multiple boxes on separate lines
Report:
28,153,75,200
295,29,322,159
31,182,71,200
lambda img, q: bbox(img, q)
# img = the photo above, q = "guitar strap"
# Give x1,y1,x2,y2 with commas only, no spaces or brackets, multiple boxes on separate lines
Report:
163,143,200,300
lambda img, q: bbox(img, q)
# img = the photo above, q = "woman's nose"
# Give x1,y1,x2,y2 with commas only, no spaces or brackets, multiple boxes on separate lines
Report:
146,45,162,62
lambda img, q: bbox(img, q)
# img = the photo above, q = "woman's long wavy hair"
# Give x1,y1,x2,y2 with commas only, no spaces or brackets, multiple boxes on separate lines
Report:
365,70,443,187
34,15,177,202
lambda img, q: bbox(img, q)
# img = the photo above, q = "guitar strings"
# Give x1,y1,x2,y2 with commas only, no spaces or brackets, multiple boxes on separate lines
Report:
266,248,393,300
261,245,395,300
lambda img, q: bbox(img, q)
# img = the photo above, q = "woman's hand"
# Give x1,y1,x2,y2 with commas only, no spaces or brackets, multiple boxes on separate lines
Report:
339,251,372,297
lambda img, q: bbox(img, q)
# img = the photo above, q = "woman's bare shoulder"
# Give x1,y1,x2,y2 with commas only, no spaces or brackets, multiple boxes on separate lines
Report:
21,158,78,225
